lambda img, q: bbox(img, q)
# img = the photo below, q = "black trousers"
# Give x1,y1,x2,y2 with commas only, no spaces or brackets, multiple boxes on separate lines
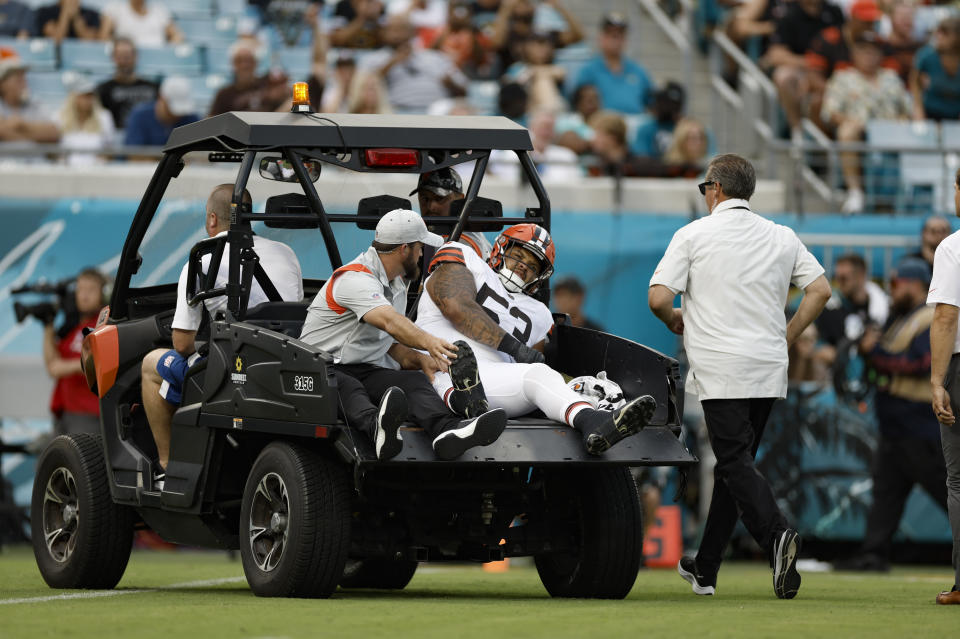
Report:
332,363,459,439
696,398,788,579
862,436,948,558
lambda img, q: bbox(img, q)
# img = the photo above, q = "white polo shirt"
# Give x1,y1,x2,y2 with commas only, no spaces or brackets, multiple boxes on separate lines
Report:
649,199,824,400
299,247,409,368
172,232,303,332
928,230,960,354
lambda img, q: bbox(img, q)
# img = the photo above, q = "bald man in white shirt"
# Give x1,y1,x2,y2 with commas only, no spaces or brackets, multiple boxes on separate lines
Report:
649,153,831,599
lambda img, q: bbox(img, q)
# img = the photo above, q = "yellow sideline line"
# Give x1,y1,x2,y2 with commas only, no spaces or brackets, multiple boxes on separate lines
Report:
0,576,246,606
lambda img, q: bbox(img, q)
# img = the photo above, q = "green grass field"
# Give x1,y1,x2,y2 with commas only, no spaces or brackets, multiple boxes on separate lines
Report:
0,545,956,639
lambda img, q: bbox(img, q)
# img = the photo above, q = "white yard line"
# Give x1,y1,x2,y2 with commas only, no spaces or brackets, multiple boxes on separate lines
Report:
0,576,246,606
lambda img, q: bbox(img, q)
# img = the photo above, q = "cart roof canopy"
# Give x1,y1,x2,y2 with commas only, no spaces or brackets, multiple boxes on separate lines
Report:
164,112,534,154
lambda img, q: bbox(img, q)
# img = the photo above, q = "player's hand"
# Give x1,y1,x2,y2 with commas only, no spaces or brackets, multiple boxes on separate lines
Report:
667,308,684,335
515,343,545,364
423,334,457,372
933,384,955,426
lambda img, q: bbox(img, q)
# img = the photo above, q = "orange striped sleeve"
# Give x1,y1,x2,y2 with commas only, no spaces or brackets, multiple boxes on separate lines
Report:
428,246,466,274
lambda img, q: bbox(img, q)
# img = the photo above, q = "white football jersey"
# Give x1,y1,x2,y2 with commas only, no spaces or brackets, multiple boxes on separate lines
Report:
417,241,554,363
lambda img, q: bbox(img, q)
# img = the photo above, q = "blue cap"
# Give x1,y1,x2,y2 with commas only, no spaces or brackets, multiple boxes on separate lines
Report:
894,257,931,284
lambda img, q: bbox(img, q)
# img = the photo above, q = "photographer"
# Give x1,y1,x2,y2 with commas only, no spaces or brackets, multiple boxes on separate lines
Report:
41,268,107,435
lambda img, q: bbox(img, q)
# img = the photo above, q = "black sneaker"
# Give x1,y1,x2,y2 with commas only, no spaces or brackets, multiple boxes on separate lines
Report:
677,557,715,595
773,529,802,599
152,471,165,492
447,340,488,418
577,395,657,455
832,552,889,572
374,386,407,461
432,408,507,460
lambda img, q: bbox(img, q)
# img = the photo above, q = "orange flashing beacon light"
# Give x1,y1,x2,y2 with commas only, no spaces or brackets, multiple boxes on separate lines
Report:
291,82,311,113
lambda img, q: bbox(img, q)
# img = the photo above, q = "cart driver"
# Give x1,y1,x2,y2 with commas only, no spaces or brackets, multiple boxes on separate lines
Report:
411,167,492,259
139,184,305,485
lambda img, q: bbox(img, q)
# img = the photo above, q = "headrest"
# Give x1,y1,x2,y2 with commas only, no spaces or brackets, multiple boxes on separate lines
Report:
448,196,504,232
264,193,319,229
357,195,412,230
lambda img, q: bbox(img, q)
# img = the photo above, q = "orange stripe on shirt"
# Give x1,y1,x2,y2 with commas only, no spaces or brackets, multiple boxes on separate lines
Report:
325,263,373,315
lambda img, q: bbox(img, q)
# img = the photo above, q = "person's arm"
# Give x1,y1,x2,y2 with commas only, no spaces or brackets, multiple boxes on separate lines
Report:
732,0,774,38
786,275,831,347
362,305,457,371
487,0,518,50
308,4,328,82
931,303,958,425
18,117,61,143
165,17,184,43
172,328,196,357
648,284,683,335
43,325,83,379
425,261,544,363
909,67,926,121
763,43,806,69
546,0,584,47
387,342,443,381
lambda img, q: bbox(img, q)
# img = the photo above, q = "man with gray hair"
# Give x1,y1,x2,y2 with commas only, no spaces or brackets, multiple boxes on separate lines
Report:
648,153,832,599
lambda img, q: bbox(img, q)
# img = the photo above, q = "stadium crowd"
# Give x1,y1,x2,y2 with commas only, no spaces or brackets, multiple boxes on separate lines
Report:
0,0,713,179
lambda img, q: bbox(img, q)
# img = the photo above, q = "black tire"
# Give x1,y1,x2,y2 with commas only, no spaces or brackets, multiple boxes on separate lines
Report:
339,558,418,590
31,434,135,589
239,442,351,598
534,467,643,599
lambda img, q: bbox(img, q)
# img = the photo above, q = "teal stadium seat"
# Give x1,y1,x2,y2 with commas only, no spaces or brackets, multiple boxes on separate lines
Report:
865,119,939,214
164,0,214,20
60,40,114,75
189,74,228,116
276,46,311,80
176,16,238,47
0,37,56,71
216,0,252,17
138,44,203,78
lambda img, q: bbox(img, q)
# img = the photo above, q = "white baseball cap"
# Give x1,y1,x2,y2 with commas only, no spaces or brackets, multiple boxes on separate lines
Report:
160,76,196,117
375,209,443,247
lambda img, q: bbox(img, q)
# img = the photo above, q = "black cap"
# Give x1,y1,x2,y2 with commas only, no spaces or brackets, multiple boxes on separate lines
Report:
409,167,463,198
601,12,628,30
894,257,931,284
655,81,686,108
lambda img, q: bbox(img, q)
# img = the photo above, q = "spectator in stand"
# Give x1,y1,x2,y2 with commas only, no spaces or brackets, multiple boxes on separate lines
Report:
321,54,357,113
0,0,34,38
209,43,288,116
662,117,711,177
124,76,199,147
269,4,328,113
555,83,600,155
910,16,960,122
57,75,115,166
728,0,791,63
0,49,60,144
821,31,911,214
502,31,566,113
498,81,528,124
765,0,844,139
910,215,952,271
347,70,392,114
43,268,107,436
815,253,889,368
488,0,582,73
552,276,604,331
36,0,103,43
805,0,897,129
586,110,644,177
472,0,501,31
330,0,384,49
883,1,922,84
429,0,494,79
835,257,947,572
632,81,686,159
573,12,655,115
95,37,157,130
101,0,182,48
490,108,580,181
363,14,467,113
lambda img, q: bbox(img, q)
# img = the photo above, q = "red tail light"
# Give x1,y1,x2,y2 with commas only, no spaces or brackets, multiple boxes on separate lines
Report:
364,148,419,167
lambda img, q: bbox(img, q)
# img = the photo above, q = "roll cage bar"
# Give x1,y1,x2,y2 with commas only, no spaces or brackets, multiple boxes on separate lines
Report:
110,113,552,322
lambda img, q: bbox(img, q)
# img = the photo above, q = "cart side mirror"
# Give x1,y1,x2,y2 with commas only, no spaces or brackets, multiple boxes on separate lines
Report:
259,156,321,183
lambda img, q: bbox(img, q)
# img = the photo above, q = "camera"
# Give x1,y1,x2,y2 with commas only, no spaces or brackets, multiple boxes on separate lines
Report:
11,278,74,325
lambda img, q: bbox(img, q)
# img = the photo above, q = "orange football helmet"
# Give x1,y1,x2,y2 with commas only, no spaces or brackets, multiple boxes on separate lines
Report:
488,224,556,294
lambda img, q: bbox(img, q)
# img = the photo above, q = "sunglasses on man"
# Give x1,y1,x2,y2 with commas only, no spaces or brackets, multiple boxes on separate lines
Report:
698,181,718,195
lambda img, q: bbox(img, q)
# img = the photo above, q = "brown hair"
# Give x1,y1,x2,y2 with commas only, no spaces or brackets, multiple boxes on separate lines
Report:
588,111,627,147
